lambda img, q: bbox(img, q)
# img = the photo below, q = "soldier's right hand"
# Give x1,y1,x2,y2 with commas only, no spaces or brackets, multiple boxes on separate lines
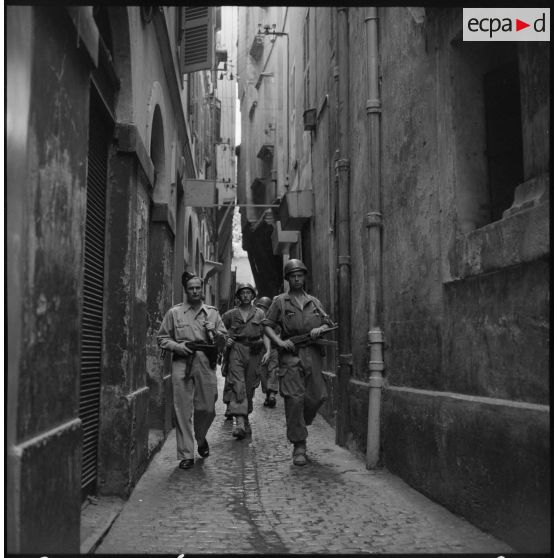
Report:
226,337,235,348
175,342,194,357
280,339,295,352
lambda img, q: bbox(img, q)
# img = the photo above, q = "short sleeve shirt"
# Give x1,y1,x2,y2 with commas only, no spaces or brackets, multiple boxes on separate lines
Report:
263,291,332,338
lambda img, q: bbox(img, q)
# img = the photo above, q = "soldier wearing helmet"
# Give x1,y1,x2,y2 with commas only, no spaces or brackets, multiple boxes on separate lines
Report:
222,283,271,439
263,259,335,466
282,258,308,278
255,297,279,408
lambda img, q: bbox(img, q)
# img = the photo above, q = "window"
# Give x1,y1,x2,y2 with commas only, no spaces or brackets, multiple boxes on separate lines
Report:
179,7,215,74
451,40,523,231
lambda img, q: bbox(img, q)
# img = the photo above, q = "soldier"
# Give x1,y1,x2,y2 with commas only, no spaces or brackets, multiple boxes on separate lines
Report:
222,283,271,439
263,259,335,466
157,274,227,470
255,296,279,408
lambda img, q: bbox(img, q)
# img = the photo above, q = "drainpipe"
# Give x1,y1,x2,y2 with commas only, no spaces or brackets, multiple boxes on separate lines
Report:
335,7,351,446
364,7,385,469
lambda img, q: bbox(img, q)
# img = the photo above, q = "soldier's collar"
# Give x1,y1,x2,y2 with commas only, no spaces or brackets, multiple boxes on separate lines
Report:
285,289,308,300
184,302,209,315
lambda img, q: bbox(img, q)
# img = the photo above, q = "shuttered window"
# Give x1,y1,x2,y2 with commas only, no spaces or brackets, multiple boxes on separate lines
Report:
180,6,215,73
79,89,111,497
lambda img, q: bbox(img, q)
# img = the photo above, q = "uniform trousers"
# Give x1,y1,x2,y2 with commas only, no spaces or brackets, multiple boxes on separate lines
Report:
278,345,328,443
225,343,261,417
260,348,279,394
172,352,218,460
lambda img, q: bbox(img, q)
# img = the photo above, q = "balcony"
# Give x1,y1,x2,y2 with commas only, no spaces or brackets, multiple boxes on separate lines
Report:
278,190,314,230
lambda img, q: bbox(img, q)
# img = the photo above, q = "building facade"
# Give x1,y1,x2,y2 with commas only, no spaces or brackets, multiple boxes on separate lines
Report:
237,7,549,552
7,6,234,552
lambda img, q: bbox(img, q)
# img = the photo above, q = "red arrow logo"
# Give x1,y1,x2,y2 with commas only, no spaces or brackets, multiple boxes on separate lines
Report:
516,19,530,31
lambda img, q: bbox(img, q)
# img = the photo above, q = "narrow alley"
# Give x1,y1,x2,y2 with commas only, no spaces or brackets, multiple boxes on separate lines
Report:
95,374,512,555
7,6,549,555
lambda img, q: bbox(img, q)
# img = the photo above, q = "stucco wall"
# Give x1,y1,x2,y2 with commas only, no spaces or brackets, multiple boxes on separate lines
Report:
8,7,92,552
297,6,549,550
376,8,549,551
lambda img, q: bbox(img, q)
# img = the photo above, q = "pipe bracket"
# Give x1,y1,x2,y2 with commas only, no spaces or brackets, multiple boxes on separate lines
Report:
365,212,383,228
338,255,351,266
368,361,385,372
368,374,384,388
368,328,385,343
366,98,382,114
335,158,350,172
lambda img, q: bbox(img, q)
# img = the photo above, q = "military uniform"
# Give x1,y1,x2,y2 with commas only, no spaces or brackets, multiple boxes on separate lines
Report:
222,306,267,421
263,291,334,444
157,302,227,460
259,344,279,400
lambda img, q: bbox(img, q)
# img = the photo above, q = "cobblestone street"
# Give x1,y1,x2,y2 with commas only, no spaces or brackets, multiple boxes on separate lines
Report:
96,374,514,554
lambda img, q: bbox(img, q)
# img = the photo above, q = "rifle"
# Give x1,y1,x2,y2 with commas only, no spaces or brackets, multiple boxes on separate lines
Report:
220,344,231,377
284,325,339,349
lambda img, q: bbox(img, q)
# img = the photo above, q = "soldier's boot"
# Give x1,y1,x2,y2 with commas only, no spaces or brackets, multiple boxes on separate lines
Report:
268,392,277,408
232,416,246,439
292,441,307,466
245,416,252,434
263,392,271,407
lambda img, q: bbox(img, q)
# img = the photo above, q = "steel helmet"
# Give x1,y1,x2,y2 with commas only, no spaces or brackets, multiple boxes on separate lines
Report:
255,296,272,311
235,282,257,298
283,258,308,279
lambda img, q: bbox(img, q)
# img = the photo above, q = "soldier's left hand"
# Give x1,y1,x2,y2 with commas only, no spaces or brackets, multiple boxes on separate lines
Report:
310,326,327,340
204,320,216,332
261,351,271,365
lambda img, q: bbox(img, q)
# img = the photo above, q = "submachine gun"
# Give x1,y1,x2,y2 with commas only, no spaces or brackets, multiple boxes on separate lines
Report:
184,341,219,368
284,324,339,350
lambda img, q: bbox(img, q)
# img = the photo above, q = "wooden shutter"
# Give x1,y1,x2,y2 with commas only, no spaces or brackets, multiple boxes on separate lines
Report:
79,89,110,496
180,6,215,74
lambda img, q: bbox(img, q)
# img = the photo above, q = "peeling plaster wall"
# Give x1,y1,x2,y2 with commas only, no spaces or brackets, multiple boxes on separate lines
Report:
8,7,91,552
295,6,548,551
376,8,549,552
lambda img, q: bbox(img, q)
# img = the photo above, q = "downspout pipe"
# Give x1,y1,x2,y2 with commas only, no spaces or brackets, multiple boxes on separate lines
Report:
364,7,385,469
335,6,351,446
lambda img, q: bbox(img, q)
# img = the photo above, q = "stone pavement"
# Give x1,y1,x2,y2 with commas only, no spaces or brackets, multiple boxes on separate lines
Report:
95,373,514,554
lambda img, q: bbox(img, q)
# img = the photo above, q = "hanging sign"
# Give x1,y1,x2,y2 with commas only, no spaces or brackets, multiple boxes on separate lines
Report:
184,179,217,207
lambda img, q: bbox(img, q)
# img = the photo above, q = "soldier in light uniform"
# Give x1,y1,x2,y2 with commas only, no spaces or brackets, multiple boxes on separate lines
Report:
263,259,335,466
222,283,271,439
255,296,279,408
157,274,227,470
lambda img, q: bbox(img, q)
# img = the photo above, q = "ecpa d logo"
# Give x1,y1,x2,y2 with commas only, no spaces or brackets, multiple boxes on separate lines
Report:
463,8,550,41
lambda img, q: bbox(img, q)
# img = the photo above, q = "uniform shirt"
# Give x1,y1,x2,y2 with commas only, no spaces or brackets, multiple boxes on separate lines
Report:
263,291,333,338
157,302,227,353
222,306,266,340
